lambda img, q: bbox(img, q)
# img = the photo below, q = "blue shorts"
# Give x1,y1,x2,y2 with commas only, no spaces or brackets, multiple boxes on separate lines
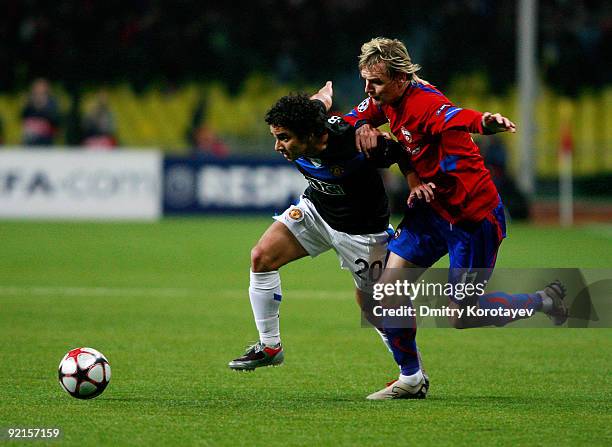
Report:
388,199,507,270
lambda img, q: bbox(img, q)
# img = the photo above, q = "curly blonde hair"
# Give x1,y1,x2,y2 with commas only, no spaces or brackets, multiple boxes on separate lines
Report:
359,37,421,79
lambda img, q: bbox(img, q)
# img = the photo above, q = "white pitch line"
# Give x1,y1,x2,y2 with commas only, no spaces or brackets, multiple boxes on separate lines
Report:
0,286,194,298
583,224,612,240
219,289,349,300
0,286,349,300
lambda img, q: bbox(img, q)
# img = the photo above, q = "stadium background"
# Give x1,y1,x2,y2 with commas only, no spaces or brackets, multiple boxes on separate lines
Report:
1,1,610,172
1,1,611,445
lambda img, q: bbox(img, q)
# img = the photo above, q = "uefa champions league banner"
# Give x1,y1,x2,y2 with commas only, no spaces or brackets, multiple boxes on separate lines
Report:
0,148,162,220
163,156,308,214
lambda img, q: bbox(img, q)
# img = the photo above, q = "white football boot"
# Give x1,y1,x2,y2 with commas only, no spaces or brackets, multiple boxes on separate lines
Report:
366,371,429,400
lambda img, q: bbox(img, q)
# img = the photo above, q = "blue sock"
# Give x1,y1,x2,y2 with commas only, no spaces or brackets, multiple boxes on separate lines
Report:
383,327,420,376
477,292,542,326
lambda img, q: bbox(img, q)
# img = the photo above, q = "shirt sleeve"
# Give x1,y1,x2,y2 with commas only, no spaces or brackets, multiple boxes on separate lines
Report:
311,99,327,113
343,97,388,129
416,96,486,135
369,137,411,170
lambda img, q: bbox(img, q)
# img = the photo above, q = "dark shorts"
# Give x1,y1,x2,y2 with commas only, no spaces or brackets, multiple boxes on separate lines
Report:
389,199,507,269
388,199,506,304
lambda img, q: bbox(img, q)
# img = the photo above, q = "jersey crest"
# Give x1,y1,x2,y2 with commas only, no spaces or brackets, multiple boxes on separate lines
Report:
401,126,412,143
329,165,344,177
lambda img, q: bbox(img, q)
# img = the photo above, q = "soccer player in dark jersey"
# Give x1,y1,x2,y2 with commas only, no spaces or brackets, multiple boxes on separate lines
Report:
343,37,568,399
228,82,430,399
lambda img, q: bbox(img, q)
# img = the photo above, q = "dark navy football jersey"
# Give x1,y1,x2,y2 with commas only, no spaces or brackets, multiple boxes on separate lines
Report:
294,114,408,234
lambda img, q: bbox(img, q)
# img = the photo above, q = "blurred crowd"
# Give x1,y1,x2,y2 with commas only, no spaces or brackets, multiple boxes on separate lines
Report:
0,0,609,157
12,78,118,149
1,76,229,156
1,1,609,95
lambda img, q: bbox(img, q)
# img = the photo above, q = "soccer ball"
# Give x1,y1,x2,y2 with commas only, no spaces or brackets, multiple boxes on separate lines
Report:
58,347,111,399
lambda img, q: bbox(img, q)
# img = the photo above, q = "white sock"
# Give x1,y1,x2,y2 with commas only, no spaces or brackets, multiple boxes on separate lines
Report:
399,369,424,386
249,270,282,346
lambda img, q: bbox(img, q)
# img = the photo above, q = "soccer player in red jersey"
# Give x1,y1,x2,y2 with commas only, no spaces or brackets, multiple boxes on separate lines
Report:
343,37,568,399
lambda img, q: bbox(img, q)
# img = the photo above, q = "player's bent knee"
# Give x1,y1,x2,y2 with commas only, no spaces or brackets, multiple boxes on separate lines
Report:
250,245,276,273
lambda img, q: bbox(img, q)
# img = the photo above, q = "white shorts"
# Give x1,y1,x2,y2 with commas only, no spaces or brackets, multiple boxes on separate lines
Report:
274,196,391,292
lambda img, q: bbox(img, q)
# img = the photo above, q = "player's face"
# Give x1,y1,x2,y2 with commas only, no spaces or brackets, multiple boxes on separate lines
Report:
270,125,312,161
360,63,407,105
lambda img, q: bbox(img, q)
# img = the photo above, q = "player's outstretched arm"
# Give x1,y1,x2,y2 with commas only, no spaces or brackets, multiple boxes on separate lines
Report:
310,81,333,111
482,112,516,134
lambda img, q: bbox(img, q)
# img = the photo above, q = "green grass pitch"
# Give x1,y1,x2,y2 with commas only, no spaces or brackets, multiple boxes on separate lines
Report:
0,218,611,446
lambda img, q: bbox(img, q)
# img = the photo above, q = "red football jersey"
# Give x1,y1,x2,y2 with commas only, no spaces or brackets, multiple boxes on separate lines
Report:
344,81,500,224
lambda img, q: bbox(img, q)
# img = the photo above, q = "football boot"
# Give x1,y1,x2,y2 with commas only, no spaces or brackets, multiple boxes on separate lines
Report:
539,280,568,325
366,372,429,400
228,341,284,371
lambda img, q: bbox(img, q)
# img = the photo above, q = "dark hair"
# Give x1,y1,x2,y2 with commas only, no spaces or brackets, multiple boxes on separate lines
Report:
265,93,327,140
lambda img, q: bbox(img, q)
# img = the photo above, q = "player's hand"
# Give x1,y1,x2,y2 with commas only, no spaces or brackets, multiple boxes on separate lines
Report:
311,81,333,111
482,112,516,134
407,182,436,207
355,124,382,158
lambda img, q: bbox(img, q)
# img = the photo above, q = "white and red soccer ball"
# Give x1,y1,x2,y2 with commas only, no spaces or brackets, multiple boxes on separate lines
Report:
58,347,111,399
